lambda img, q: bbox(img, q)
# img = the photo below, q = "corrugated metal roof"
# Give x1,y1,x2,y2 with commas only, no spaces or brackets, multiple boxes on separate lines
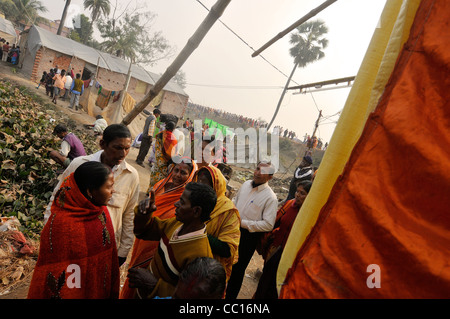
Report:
26,25,187,97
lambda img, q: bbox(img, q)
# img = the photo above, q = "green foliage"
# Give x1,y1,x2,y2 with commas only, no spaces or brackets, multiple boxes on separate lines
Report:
97,11,173,66
69,14,94,45
83,0,110,22
289,19,329,68
0,0,47,25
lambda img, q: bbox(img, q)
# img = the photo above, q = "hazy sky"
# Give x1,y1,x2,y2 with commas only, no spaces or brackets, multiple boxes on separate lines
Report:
39,0,386,143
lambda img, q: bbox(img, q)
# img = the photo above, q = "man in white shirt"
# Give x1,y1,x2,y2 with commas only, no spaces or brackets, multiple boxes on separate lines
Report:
61,73,73,101
44,124,140,267
172,125,186,156
225,161,278,299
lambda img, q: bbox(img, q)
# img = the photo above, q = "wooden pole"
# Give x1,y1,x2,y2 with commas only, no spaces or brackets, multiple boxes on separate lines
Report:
287,76,355,92
251,0,337,58
267,61,298,130
95,57,100,79
305,110,322,156
57,0,72,36
121,0,232,126
118,61,133,109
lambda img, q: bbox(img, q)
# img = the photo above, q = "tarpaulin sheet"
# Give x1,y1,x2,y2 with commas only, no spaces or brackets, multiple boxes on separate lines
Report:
279,0,450,298
0,16,16,44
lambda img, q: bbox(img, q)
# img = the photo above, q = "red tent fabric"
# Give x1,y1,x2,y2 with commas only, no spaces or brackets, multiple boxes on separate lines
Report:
280,0,450,298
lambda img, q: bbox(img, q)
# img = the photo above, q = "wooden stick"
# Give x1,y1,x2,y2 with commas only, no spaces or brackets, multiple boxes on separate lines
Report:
121,0,231,126
251,0,338,58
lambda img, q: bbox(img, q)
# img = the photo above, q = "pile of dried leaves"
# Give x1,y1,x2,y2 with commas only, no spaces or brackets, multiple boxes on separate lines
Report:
0,81,99,238
0,81,101,296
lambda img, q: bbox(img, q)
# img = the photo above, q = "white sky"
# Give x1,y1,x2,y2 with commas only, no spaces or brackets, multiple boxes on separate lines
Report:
39,0,387,143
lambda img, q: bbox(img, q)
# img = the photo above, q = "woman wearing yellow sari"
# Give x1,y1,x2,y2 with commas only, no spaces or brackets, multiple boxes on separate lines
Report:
193,165,240,281
120,157,197,299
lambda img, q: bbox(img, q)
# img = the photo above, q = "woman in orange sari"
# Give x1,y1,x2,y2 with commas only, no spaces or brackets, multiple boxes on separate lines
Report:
193,165,240,282
147,121,178,193
120,157,197,299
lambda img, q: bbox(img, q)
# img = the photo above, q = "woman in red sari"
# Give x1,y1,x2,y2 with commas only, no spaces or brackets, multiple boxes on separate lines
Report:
28,162,120,299
120,157,197,299
253,180,312,299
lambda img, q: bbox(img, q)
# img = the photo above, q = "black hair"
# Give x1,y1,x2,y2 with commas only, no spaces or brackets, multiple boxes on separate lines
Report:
76,73,81,79
177,257,226,299
185,182,217,222
53,124,67,135
171,155,194,173
165,121,176,131
74,162,112,201
102,124,131,145
296,180,312,193
153,108,161,115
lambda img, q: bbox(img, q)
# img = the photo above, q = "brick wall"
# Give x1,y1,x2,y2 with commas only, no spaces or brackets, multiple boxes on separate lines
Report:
30,48,85,83
160,91,189,119
29,48,188,116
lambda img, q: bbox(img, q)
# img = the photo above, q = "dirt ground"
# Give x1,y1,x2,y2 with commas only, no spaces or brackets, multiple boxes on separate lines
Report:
0,60,273,299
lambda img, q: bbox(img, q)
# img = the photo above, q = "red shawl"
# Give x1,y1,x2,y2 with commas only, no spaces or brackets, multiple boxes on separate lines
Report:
119,161,197,299
27,173,120,299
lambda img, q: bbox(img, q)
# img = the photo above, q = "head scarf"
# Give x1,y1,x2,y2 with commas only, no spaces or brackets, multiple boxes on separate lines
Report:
28,173,119,299
193,165,240,281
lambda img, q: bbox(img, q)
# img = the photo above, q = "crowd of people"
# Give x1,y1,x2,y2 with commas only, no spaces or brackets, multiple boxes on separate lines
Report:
36,65,84,109
0,38,20,64
187,102,330,148
27,82,319,299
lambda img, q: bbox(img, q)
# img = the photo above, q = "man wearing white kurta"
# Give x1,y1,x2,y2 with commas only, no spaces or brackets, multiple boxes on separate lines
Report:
225,161,278,299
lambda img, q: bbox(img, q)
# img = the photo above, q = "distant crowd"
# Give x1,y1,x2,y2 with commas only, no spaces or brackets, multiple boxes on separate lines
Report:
0,38,20,64
36,65,85,110
187,102,329,149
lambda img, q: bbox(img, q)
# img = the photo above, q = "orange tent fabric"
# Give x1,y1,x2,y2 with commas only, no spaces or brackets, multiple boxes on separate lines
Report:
280,0,450,299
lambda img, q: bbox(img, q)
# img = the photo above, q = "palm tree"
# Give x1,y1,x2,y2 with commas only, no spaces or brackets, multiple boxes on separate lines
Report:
0,0,48,26
267,19,328,130
83,0,111,29
57,0,71,35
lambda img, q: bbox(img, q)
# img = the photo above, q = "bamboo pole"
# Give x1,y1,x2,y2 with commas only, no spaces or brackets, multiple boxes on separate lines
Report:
118,61,133,110
267,61,298,130
251,0,338,58
121,0,232,126
57,0,72,36
288,76,355,91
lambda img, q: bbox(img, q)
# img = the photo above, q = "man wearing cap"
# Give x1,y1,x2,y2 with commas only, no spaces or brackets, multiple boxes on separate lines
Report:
136,108,161,167
225,161,278,299
286,155,314,201
49,124,86,168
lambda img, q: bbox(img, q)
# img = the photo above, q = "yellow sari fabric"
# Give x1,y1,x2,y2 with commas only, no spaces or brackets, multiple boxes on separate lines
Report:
193,165,241,281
